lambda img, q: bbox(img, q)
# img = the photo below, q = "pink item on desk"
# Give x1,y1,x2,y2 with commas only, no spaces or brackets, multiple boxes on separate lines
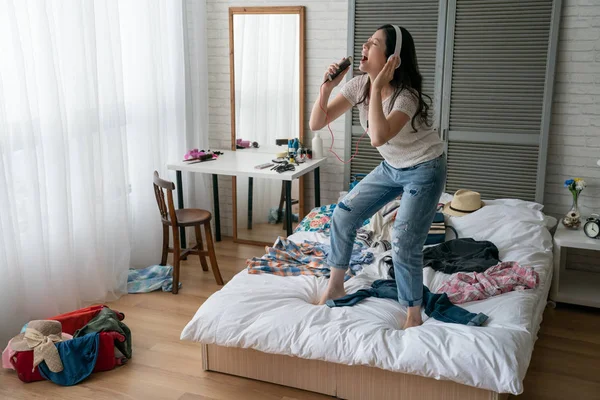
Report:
184,149,218,161
236,139,251,148
184,149,204,160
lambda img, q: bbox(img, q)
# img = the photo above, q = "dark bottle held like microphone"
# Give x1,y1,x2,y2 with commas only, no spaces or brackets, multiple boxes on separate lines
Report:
325,56,353,82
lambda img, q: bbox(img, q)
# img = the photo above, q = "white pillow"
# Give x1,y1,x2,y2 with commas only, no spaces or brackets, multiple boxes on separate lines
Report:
440,192,544,211
481,198,544,211
446,204,554,263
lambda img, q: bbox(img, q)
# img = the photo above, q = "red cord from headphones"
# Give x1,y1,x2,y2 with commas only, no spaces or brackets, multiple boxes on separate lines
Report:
319,81,370,164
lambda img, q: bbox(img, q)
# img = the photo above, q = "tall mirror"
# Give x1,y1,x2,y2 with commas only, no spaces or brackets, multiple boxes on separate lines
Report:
229,6,305,245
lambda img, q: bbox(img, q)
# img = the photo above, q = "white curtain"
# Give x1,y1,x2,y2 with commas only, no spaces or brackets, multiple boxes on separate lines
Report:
0,0,208,345
233,14,300,227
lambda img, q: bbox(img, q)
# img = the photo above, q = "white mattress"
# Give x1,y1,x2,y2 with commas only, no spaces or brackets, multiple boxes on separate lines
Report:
181,197,556,395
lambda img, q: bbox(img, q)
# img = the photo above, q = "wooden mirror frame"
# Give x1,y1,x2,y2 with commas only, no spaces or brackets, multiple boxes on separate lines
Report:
229,6,306,246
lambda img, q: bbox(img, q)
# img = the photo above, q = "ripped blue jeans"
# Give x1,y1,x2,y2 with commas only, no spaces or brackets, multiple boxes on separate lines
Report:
328,154,447,307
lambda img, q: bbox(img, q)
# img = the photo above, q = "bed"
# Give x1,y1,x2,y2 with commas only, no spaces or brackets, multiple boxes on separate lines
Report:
180,193,557,399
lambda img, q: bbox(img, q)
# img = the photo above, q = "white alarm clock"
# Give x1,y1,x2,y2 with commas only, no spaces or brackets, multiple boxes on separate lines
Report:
583,214,600,239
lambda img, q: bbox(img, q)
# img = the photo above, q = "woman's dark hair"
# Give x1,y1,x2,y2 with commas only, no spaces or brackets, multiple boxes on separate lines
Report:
357,25,432,132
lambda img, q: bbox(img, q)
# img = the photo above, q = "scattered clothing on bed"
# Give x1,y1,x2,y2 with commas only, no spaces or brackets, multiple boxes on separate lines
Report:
294,204,371,234
247,238,329,277
127,264,182,293
426,209,447,245
38,333,100,386
294,204,336,233
326,280,488,327
315,241,374,275
425,207,459,245
438,261,539,304
246,237,373,279
355,228,392,251
361,200,400,242
424,238,500,273
74,308,132,359
386,237,501,278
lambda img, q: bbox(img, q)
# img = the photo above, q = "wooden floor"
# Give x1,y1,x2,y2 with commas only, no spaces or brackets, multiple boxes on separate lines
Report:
1,238,599,400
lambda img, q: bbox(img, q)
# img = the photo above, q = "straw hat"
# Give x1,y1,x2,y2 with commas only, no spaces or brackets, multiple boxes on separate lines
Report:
442,189,485,217
10,320,65,372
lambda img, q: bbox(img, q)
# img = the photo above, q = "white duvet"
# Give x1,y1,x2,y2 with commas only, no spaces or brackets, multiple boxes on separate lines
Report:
180,196,556,395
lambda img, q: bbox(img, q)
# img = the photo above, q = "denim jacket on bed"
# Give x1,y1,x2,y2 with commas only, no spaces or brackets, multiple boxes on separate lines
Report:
326,280,488,327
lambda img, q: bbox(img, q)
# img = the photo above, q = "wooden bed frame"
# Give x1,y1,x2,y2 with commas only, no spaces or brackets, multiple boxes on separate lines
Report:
202,344,509,400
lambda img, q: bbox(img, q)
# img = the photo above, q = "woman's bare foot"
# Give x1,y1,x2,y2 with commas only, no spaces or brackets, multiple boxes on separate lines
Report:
402,305,423,329
318,267,347,305
402,316,423,329
318,286,347,305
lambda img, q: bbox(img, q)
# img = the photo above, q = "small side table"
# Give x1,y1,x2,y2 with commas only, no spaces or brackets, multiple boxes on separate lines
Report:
550,221,600,308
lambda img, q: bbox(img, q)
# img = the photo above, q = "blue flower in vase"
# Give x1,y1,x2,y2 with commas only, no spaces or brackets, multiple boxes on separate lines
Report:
564,179,574,187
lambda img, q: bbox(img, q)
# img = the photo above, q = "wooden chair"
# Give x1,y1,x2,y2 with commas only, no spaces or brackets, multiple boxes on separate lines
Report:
153,171,224,294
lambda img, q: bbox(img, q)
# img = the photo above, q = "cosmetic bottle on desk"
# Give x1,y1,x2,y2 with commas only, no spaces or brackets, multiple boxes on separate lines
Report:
312,132,323,159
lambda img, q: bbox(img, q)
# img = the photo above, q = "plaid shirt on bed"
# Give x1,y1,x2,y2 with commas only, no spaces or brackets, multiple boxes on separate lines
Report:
246,237,373,278
438,261,539,304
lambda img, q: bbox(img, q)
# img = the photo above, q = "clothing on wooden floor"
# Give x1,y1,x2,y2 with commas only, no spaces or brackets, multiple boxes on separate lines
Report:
1,339,16,370
438,261,539,304
9,350,43,383
246,237,373,279
94,331,128,372
46,305,107,335
9,320,66,373
38,333,100,386
7,332,125,383
127,264,182,293
2,333,73,371
74,308,132,359
386,237,501,278
18,305,119,336
4,306,129,384
325,280,488,327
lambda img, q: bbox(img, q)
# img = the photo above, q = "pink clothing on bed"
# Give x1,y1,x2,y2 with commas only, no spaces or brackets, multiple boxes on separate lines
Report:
438,261,539,304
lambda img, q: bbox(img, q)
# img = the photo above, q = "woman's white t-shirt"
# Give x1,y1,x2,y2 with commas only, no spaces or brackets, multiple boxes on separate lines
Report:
340,74,444,169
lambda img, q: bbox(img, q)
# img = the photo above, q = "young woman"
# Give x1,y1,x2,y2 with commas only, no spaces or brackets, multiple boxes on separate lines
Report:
309,25,446,329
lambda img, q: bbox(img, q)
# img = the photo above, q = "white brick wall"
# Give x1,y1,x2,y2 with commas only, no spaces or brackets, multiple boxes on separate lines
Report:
189,1,600,237
544,0,600,218
198,1,349,236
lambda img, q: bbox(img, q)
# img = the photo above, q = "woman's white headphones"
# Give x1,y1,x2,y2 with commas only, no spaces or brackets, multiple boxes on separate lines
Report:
388,24,402,69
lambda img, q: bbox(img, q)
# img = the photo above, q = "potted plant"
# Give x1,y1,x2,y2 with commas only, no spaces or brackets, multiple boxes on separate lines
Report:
562,177,587,229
